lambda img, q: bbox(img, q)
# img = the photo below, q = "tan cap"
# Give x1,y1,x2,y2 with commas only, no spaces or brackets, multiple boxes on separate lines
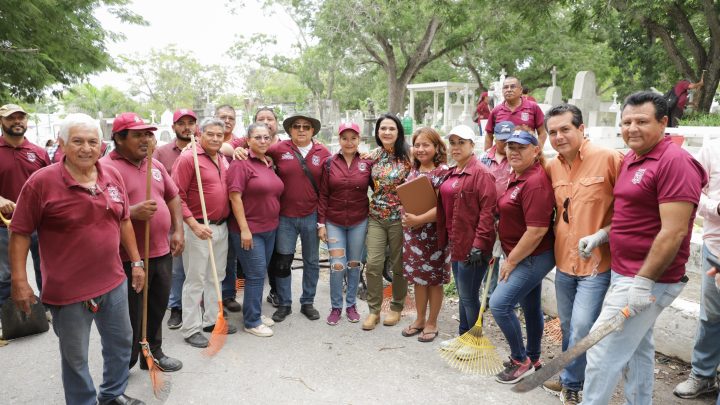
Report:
0,104,27,118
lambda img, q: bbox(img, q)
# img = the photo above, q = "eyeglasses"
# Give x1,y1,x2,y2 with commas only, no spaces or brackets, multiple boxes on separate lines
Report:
502,84,519,90
251,135,272,142
562,197,570,223
292,124,312,131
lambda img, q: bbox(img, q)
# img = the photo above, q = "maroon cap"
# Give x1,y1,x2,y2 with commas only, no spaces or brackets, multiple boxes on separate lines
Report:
337,122,360,136
112,112,157,133
173,108,197,123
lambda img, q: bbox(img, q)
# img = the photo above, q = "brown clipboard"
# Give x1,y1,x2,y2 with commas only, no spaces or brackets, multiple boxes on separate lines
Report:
397,175,436,215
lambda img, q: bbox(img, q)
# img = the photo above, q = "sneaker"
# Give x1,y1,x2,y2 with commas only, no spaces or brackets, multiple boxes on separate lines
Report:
244,324,274,337
560,388,580,405
542,379,562,396
346,305,360,323
167,308,182,329
266,291,280,308
261,315,275,327
673,373,718,399
495,357,534,384
272,306,292,323
202,323,238,334
439,337,459,351
300,304,320,320
504,356,543,371
327,308,342,325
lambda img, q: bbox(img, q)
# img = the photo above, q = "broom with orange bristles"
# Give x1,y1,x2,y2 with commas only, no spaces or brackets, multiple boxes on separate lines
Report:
139,142,170,398
189,129,228,356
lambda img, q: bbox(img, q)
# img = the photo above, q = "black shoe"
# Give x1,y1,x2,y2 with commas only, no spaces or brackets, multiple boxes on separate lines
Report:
139,355,183,372
266,291,280,308
101,394,145,405
223,298,242,312
202,323,238,334
167,308,182,329
272,306,292,322
184,332,209,348
300,304,320,320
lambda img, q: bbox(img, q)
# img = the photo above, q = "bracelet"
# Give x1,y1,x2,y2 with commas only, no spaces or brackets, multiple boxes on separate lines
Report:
131,260,144,268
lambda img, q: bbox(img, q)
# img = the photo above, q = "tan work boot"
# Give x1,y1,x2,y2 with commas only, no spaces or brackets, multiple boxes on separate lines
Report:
383,310,401,326
362,313,380,330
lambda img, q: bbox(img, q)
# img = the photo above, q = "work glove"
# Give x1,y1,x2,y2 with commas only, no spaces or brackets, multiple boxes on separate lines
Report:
627,275,655,317
492,239,503,258
465,247,484,266
578,229,609,259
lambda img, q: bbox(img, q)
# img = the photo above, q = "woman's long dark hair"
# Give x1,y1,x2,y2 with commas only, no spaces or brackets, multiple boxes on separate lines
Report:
374,113,410,161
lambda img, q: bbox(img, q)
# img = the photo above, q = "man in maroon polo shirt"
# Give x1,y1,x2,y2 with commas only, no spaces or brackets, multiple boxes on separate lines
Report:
101,112,184,372
582,91,708,404
266,114,330,322
484,76,547,151
153,108,196,330
10,113,146,405
0,103,50,307
172,117,236,348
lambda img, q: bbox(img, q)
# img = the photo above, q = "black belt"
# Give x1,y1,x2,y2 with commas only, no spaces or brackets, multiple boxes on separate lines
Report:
195,217,227,225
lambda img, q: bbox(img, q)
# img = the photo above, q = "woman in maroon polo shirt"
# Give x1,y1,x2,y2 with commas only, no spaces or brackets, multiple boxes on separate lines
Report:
317,122,373,325
489,130,555,384
399,127,450,342
436,125,496,350
227,123,284,338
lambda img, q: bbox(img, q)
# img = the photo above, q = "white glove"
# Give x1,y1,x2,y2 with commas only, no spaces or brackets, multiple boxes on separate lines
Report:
627,275,655,316
492,239,503,258
578,229,609,259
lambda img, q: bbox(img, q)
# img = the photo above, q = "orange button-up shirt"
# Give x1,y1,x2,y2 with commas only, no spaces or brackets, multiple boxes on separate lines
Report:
546,140,623,276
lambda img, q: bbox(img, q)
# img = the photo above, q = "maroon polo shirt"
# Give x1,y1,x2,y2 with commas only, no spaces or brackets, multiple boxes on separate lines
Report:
171,145,230,221
318,153,373,227
485,98,545,134
101,151,179,261
498,162,555,255
226,151,284,234
153,140,183,175
610,137,707,283
10,161,129,305
0,136,50,224
266,139,331,218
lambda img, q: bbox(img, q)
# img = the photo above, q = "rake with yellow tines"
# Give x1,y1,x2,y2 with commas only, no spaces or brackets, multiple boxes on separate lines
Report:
439,257,503,375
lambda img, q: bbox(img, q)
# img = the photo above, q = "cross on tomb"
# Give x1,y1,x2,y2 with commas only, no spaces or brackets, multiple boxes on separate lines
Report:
551,66,558,87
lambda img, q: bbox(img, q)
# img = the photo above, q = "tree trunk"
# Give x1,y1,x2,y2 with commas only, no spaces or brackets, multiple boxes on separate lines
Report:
387,76,407,115
697,63,719,113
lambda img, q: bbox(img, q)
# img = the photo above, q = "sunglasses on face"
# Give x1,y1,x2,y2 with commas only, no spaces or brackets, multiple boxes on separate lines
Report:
292,124,312,131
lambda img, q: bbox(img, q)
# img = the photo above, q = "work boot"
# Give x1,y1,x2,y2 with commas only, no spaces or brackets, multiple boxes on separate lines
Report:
140,355,183,372
167,307,182,329
560,388,580,405
383,310,401,326
272,306,292,322
300,304,320,320
222,298,242,313
542,379,562,396
674,373,718,398
184,332,208,348
362,313,380,330
202,323,237,334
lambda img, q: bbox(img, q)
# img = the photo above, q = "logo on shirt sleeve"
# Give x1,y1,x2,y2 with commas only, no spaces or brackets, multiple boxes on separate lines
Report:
631,168,646,185
312,155,320,166
281,152,294,160
26,151,36,162
107,185,122,203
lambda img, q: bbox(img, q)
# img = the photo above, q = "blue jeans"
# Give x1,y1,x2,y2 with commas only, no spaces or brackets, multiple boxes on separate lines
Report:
0,228,41,306
47,281,133,405
489,250,555,361
690,244,720,379
452,256,490,335
583,271,686,405
231,229,276,328
554,269,611,391
327,219,368,309
167,255,184,309
221,238,238,300
275,213,320,306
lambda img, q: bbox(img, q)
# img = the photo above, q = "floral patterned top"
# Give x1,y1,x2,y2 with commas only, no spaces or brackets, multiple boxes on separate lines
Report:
369,149,411,221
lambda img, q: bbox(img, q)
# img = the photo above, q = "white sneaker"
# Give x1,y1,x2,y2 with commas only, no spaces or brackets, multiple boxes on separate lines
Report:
673,374,718,398
244,324,274,337
261,315,275,327
439,337,459,351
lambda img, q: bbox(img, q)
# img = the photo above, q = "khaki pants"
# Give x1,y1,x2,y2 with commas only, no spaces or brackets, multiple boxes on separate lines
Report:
181,223,228,338
365,217,406,314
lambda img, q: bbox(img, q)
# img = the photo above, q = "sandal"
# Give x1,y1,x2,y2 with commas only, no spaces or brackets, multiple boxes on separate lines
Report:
417,330,439,343
401,325,424,337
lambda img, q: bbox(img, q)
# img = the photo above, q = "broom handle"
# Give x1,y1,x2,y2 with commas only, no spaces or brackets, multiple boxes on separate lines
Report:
474,256,496,326
189,134,222,300
141,143,154,340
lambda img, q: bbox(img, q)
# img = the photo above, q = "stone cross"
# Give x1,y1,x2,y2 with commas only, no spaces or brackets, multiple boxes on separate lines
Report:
551,66,558,87
499,68,507,82
612,91,618,105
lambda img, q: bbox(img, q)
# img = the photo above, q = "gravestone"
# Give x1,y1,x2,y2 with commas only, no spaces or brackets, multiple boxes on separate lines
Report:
568,71,601,125
544,66,563,106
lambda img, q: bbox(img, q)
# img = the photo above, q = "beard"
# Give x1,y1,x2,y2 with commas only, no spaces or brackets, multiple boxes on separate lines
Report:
175,131,191,141
2,123,27,137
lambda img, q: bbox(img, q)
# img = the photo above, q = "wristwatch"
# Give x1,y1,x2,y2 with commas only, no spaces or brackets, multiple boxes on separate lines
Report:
131,260,144,268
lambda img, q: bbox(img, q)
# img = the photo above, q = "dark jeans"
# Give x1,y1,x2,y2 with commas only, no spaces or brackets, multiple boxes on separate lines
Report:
0,228,41,306
221,239,238,300
452,256,490,335
123,254,172,366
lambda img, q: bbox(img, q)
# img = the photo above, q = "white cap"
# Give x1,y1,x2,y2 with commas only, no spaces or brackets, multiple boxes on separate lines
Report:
447,125,475,141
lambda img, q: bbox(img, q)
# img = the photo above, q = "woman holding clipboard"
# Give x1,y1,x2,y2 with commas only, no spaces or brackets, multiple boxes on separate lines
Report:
398,127,450,342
